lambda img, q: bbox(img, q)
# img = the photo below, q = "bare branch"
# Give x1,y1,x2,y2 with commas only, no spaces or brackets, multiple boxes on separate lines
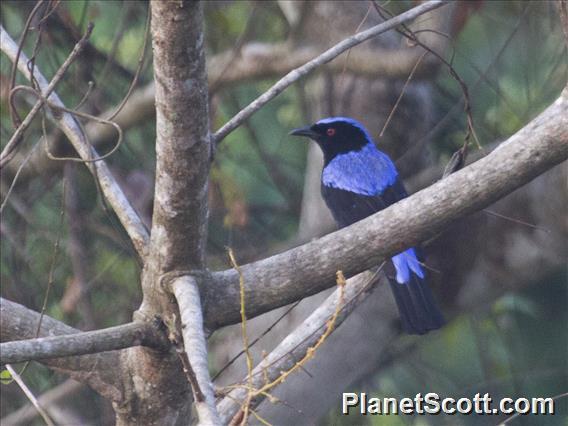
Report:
203,89,568,330
5,365,55,426
211,0,448,144
207,42,439,90
1,319,169,364
2,379,83,426
0,25,150,258
172,276,221,426
2,32,443,186
0,298,123,401
1,23,93,168
257,162,567,423
217,270,381,421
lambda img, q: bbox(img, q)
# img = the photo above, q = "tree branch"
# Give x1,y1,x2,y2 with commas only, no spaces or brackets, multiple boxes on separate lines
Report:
1,379,83,426
172,276,221,425
138,0,211,316
1,318,169,364
0,24,93,168
216,270,381,422
2,19,444,187
0,25,150,258
211,0,448,144
116,2,214,424
0,298,123,401
203,88,568,330
207,42,439,90
4,364,55,426
218,159,567,424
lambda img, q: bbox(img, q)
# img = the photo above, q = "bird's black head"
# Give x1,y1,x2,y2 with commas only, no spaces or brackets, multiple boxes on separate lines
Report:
290,117,373,164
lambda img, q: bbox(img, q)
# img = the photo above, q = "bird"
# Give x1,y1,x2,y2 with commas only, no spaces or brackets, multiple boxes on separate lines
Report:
290,116,445,335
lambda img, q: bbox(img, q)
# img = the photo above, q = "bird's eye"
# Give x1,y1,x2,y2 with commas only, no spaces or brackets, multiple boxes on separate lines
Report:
326,128,336,137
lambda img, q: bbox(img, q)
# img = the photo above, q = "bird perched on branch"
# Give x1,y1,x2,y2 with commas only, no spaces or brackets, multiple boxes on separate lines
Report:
290,117,445,335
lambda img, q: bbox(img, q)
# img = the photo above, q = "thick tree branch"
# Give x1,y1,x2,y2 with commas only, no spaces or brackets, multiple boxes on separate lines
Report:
0,298,123,401
211,0,448,144
203,89,568,330
0,26,150,258
116,2,214,425
138,0,211,317
1,318,169,364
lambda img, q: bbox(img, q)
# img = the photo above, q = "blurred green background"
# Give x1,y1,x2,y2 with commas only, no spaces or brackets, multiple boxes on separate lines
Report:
1,1,566,425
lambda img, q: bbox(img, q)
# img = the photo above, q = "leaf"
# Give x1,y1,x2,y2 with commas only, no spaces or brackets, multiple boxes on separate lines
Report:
0,369,13,385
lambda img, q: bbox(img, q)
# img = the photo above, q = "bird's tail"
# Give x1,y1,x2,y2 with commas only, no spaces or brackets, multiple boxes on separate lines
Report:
388,249,445,335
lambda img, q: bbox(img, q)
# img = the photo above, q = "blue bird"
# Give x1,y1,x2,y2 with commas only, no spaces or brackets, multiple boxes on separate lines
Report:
290,117,445,335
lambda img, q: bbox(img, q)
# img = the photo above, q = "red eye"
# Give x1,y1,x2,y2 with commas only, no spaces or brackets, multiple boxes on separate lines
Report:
326,128,336,137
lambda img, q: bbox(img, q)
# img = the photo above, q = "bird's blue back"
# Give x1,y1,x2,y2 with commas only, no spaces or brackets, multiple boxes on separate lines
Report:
322,142,400,196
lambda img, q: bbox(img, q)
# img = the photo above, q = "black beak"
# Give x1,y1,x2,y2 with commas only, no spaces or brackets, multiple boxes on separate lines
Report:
289,125,318,140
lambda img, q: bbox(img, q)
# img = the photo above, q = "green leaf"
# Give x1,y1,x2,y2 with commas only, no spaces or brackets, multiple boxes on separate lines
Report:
0,369,13,385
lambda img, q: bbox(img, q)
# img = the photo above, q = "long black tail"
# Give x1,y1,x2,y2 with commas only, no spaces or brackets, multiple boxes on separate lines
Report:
388,272,445,335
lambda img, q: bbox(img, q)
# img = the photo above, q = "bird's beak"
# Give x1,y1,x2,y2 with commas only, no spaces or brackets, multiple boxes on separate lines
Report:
289,125,318,140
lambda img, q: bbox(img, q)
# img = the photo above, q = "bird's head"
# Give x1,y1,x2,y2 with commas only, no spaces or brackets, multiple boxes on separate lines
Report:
290,117,373,163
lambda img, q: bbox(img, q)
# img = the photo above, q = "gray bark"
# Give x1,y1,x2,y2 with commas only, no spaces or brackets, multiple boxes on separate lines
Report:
115,1,214,425
0,298,124,401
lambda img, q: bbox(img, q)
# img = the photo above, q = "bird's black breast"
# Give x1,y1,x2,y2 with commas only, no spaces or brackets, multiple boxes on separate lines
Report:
321,179,408,229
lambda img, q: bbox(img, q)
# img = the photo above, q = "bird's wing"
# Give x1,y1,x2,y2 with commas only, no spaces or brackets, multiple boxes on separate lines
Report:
321,178,408,228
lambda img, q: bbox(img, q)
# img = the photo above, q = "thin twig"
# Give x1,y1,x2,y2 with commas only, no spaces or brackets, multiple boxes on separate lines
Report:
30,176,67,372
1,379,82,426
92,2,131,95
499,392,567,425
10,85,123,164
397,3,528,168
227,249,254,426
372,0,481,173
170,332,206,403
8,0,46,127
212,0,448,145
105,4,151,121
218,269,384,422
5,365,55,426
1,25,150,257
338,2,373,90
379,50,429,138
212,301,301,382
225,265,384,390
482,209,551,234
209,4,259,93
1,23,94,168
253,271,346,397
0,141,40,215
